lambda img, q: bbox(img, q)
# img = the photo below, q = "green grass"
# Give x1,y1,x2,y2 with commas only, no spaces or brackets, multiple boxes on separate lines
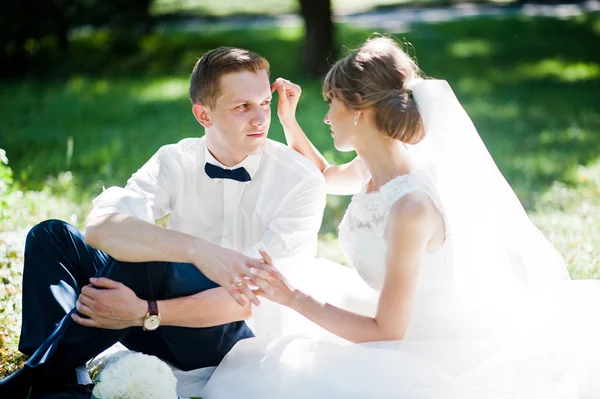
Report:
1,12,600,377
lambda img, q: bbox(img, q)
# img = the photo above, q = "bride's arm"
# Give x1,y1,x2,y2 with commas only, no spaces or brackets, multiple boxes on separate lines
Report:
273,78,366,195
260,192,437,343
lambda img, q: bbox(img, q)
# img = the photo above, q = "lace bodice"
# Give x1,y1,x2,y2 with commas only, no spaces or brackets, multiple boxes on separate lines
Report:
338,172,453,294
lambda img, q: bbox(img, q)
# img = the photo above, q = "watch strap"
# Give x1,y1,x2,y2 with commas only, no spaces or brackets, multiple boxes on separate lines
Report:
148,300,159,316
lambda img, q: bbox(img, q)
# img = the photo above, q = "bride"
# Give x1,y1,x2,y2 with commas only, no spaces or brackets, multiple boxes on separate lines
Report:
201,37,600,398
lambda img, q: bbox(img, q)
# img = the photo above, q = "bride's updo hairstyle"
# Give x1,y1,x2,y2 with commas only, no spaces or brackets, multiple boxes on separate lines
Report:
323,37,425,144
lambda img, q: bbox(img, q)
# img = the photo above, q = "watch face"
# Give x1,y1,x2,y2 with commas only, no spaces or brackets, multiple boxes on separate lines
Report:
144,315,161,331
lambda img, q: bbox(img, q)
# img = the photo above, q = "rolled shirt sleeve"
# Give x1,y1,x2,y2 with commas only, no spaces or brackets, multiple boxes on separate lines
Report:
85,145,180,227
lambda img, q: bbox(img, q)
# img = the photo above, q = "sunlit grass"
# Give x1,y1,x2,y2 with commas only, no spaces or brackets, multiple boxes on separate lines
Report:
137,78,189,102
516,59,600,82
532,160,600,279
152,0,299,16
448,39,493,58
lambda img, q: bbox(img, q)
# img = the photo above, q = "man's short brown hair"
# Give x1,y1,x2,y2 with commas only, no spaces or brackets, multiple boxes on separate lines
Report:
189,47,270,108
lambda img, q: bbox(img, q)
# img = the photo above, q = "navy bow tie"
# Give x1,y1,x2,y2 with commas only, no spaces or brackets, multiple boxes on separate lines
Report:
204,163,251,182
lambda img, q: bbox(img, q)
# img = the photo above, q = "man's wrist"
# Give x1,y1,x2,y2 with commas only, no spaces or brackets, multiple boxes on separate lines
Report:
184,236,200,264
185,236,215,267
133,298,149,327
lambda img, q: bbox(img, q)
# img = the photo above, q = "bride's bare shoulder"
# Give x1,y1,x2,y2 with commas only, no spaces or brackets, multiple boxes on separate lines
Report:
387,190,445,251
387,192,440,234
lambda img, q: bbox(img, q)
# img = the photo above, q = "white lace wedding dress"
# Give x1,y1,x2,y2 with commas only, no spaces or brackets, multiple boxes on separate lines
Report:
200,173,600,399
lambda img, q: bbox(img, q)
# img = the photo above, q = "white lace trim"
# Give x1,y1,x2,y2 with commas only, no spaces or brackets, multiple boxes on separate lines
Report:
341,172,445,239
337,172,448,285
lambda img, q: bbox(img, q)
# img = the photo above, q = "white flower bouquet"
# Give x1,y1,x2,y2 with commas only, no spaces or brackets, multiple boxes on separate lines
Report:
88,350,178,399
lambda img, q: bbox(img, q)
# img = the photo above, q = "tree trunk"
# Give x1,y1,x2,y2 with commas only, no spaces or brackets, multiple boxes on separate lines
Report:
298,0,336,76
57,20,69,54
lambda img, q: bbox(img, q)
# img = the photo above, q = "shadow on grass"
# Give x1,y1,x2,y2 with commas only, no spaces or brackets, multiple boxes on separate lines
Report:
1,14,599,235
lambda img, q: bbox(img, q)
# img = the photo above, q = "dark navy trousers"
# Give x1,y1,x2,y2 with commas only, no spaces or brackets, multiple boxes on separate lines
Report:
18,219,253,382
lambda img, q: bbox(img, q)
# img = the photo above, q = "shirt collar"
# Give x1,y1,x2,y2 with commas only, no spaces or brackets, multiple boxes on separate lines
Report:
204,143,263,184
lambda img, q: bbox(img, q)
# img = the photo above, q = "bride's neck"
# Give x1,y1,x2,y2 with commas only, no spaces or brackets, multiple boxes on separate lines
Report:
355,137,412,190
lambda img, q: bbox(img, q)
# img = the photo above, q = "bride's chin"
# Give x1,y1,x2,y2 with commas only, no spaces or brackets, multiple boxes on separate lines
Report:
333,141,353,152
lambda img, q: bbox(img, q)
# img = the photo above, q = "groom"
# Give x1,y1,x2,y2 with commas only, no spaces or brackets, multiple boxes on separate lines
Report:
0,47,326,398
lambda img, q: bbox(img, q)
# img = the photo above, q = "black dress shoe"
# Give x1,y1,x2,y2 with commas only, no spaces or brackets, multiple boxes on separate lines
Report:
0,366,34,399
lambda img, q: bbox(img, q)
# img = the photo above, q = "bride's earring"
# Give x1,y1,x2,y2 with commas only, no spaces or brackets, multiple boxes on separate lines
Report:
353,114,359,126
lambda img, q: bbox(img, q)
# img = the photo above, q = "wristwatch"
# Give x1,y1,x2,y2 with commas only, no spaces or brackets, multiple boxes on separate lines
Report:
142,300,161,331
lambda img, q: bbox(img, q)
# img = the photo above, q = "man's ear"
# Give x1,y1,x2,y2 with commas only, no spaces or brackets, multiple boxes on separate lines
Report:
192,104,213,128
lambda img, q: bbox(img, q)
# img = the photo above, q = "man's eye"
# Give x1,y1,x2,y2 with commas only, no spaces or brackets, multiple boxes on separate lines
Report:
262,100,271,106
237,104,248,110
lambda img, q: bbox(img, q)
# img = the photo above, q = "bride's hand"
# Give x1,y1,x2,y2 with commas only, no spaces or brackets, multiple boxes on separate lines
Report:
271,77,302,125
254,248,297,307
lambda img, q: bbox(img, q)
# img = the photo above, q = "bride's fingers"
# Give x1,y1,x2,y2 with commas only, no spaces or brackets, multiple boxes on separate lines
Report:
249,276,275,296
255,251,287,283
259,248,274,266
253,288,275,299
264,265,286,282
250,267,272,280
280,78,301,94
275,80,291,102
273,78,301,99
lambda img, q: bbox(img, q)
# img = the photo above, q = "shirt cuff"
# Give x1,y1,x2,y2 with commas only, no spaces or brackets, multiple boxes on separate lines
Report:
243,241,267,259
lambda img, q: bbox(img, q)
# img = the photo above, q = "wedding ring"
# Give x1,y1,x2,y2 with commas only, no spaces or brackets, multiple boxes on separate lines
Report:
233,276,243,284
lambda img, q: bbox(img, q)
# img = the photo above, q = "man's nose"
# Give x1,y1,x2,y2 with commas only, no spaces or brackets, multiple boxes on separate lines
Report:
251,107,268,126
323,113,330,124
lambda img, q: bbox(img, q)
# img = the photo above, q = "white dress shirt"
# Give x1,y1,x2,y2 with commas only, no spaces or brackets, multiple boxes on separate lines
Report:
86,136,326,265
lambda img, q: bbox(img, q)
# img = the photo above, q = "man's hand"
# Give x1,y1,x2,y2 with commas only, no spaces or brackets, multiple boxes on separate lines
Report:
71,277,147,329
191,245,277,308
271,77,302,125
